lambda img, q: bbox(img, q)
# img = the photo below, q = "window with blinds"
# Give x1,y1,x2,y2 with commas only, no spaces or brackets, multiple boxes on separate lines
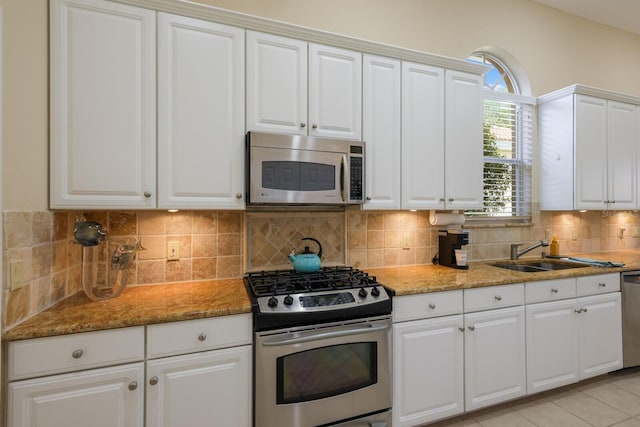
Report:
466,52,534,222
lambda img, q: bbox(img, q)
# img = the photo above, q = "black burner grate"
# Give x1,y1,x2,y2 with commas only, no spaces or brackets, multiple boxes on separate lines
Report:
245,266,377,297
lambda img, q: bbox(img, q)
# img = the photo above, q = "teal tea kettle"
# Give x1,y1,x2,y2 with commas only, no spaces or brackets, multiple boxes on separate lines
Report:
289,237,323,273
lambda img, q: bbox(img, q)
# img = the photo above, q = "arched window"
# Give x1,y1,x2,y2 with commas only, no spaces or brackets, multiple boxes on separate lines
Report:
466,49,534,220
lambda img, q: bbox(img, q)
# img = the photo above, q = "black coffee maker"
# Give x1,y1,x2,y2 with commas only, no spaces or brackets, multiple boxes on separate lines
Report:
438,228,470,269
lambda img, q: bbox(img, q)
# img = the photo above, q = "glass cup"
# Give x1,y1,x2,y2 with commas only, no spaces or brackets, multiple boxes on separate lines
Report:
454,249,468,266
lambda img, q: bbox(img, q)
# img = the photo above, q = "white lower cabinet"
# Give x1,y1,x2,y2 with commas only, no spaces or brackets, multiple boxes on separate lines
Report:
7,315,252,427
146,346,251,427
464,305,526,411
526,275,622,395
393,314,464,427
8,363,145,427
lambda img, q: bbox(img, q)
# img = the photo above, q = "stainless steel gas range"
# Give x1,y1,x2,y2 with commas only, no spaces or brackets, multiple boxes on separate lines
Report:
244,266,393,427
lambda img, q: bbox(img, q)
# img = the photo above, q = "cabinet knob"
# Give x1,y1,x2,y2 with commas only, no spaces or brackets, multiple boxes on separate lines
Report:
128,381,138,391
458,326,465,332
582,307,588,313
428,303,436,309
300,123,306,128
144,192,151,198
494,295,502,301
551,288,558,293
198,333,207,342
598,283,606,288
575,308,584,314
312,123,318,129
448,198,454,202
149,376,158,386
72,349,83,359
235,193,242,199
468,325,475,331
366,197,372,201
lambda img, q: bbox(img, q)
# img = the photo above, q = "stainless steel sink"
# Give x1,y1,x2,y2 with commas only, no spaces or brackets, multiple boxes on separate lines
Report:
490,260,588,272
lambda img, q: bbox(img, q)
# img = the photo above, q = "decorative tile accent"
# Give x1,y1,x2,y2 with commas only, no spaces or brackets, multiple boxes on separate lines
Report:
246,212,345,270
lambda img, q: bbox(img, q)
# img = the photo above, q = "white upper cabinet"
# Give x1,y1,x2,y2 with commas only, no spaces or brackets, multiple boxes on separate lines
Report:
50,0,156,209
246,32,308,135
539,86,639,210
157,13,245,209
401,62,445,210
444,70,484,210
246,31,362,140
309,44,362,140
401,65,483,210
363,55,402,209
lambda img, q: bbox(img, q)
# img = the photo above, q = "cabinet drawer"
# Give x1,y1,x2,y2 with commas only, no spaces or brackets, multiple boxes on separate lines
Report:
392,290,463,322
8,326,145,381
464,283,524,312
147,313,252,359
525,278,576,303
577,273,620,296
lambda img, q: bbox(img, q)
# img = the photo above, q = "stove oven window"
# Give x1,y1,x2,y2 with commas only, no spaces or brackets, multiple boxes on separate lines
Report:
276,342,377,404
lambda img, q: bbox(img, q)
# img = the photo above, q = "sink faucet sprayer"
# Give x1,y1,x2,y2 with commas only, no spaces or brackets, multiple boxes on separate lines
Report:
510,240,549,260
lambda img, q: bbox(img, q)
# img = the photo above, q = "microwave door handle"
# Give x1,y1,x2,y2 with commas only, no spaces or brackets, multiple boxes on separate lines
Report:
340,155,348,202
262,323,389,347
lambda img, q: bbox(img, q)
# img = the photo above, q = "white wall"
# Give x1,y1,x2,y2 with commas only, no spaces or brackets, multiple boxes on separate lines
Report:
3,0,640,210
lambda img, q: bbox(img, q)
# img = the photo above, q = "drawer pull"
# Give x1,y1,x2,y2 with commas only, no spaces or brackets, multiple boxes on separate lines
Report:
494,295,502,301
551,288,559,293
428,303,436,310
598,283,607,288
149,376,158,386
468,325,475,331
71,349,84,359
198,333,207,342
575,308,586,314
128,381,138,391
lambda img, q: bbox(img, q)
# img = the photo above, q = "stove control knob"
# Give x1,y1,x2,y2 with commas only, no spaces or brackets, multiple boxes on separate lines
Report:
283,295,294,305
358,288,368,298
268,296,278,308
371,286,381,297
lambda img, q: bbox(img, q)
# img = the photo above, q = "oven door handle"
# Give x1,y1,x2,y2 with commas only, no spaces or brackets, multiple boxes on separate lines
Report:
261,323,389,347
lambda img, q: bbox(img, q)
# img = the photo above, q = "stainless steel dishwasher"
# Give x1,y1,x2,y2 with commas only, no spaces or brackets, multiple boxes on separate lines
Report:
622,271,640,368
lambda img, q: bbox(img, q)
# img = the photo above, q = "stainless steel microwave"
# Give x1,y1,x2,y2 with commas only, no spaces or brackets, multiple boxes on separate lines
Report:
246,132,365,206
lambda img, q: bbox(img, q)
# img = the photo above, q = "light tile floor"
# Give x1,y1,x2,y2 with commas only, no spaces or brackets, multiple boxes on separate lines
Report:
427,368,640,427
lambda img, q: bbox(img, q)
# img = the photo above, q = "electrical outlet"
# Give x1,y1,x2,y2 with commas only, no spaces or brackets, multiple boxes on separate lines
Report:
167,241,180,260
572,230,578,241
9,260,25,291
619,227,626,239
545,229,551,240
402,234,411,249
633,227,640,238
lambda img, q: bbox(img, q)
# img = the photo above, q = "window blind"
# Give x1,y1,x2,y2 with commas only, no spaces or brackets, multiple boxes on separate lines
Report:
465,91,535,220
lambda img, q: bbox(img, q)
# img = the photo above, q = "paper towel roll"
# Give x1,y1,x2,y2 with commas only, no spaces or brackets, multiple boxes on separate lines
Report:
429,211,465,226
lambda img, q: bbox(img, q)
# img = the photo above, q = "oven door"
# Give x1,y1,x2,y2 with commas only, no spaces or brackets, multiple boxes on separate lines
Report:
254,317,391,427
249,145,347,205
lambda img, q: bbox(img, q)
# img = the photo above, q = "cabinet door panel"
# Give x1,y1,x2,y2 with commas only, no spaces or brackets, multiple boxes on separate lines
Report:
309,44,362,140
146,346,251,427
444,70,484,209
464,306,526,410
579,293,623,379
401,62,445,209
575,95,607,209
158,13,244,208
607,101,636,209
8,363,144,427
50,0,156,208
393,316,464,427
363,55,401,209
246,31,307,135
526,300,579,394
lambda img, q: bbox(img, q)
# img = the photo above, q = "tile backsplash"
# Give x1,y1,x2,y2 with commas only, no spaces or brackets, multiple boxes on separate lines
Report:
4,207,640,329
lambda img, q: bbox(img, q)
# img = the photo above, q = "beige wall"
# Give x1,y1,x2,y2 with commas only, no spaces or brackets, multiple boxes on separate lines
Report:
3,0,640,210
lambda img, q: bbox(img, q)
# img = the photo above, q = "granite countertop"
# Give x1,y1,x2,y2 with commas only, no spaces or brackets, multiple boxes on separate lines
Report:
3,278,251,341
4,250,640,341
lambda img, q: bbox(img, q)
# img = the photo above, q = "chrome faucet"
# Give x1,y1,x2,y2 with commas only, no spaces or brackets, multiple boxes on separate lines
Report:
510,240,549,260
